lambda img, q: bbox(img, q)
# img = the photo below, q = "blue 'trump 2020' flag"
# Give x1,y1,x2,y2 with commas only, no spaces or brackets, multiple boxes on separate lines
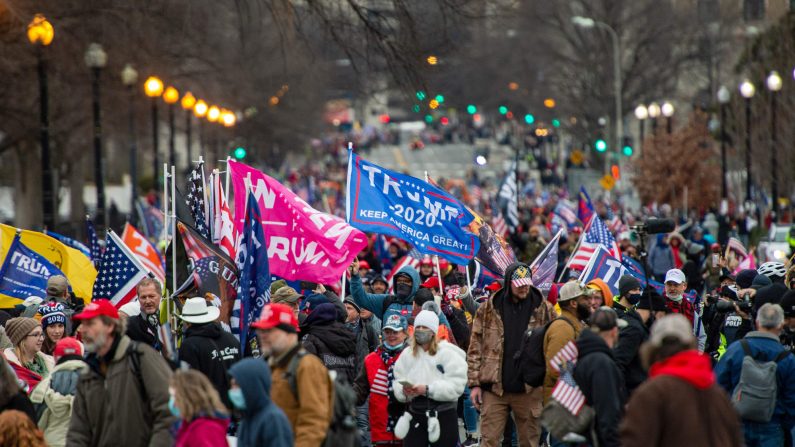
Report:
346,150,479,265
0,234,66,300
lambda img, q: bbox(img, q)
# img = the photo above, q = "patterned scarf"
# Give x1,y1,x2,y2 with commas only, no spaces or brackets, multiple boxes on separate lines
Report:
379,345,403,432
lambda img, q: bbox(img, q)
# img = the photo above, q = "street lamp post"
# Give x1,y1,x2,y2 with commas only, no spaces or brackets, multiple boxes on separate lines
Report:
193,100,208,157
572,16,622,174
85,43,108,234
661,101,675,134
163,86,179,170
121,64,138,222
144,76,164,189
28,14,55,230
766,71,782,215
739,79,755,202
207,105,220,161
648,102,661,134
634,104,647,157
181,92,196,173
717,86,730,199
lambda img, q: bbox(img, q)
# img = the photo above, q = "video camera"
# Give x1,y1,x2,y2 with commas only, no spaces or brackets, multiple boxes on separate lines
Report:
628,218,676,235
710,285,753,313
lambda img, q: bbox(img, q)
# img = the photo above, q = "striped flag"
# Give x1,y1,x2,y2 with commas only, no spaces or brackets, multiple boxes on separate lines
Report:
92,231,150,308
549,340,579,373
386,247,423,289
497,161,519,231
186,165,211,240
492,208,508,238
121,223,166,286
726,237,748,260
551,367,587,415
554,201,578,228
210,173,237,260
86,216,102,267
567,216,621,270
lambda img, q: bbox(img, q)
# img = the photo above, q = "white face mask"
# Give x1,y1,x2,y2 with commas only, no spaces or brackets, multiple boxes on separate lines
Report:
668,294,683,303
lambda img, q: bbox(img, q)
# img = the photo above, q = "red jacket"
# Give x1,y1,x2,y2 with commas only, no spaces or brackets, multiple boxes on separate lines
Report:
174,416,229,447
359,347,404,444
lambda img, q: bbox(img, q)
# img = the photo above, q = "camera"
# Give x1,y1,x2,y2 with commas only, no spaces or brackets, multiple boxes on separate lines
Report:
715,292,753,313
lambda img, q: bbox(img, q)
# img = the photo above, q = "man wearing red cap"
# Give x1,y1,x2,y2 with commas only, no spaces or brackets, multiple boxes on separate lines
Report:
253,303,333,447
67,299,175,447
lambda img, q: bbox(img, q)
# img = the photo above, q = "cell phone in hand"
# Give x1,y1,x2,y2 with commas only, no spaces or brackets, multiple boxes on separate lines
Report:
398,380,413,387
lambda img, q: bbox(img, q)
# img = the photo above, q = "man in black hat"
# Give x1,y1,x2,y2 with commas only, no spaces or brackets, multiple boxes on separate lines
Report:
611,275,648,394
779,290,795,351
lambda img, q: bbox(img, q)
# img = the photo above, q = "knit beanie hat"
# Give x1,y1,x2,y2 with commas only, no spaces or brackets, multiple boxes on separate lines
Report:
413,310,439,334
38,303,66,329
618,275,642,298
5,317,41,347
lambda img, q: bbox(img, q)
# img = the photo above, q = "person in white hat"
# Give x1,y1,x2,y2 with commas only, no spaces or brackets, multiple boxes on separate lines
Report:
177,297,241,409
663,268,706,351
391,310,467,446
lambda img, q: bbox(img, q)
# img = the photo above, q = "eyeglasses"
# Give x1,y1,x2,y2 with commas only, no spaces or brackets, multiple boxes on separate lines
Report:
27,332,45,339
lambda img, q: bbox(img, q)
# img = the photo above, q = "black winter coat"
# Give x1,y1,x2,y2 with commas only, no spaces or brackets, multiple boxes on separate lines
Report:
179,322,241,409
574,330,626,447
126,313,161,351
612,303,649,393
1,390,36,424
301,303,358,384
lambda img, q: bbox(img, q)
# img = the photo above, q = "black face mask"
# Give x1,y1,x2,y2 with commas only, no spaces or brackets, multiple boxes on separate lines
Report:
395,283,412,300
627,293,643,306
576,303,592,321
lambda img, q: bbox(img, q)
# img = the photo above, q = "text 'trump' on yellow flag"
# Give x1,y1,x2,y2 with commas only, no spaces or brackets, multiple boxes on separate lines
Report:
0,224,96,307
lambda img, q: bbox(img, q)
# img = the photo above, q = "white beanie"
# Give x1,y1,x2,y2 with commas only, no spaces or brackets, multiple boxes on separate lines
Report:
119,301,141,317
414,310,439,334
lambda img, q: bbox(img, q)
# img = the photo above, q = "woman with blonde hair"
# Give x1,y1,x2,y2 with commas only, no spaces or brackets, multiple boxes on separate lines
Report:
169,369,230,447
3,317,54,392
392,310,467,447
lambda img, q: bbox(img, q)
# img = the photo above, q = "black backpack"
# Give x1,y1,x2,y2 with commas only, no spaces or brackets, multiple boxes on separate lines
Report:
285,351,357,447
514,318,577,387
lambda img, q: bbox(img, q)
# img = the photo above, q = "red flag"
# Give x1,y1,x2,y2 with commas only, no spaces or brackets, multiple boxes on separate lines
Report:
121,223,165,286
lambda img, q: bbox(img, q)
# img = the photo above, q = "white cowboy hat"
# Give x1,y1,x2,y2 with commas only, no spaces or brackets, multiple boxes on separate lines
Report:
179,297,220,324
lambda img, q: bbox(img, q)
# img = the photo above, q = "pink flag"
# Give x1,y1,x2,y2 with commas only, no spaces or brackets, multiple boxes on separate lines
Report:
229,161,368,284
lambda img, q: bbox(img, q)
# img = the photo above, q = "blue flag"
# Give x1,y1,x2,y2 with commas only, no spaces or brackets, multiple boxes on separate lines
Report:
0,234,67,300
346,150,479,265
234,193,271,352
85,216,102,267
578,186,595,225
529,230,562,292
44,230,91,259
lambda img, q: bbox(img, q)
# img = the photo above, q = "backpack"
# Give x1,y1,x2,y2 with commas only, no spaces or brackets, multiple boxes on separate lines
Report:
286,351,358,447
731,339,790,423
514,318,577,387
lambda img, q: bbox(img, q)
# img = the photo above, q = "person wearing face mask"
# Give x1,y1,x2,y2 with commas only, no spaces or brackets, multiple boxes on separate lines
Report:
169,369,231,447
393,310,467,447
663,268,707,351
543,281,593,405
611,275,649,394
252,303,332,446
468,262,553,447
227,359,293,447
350,258,422,325
353,314,410,446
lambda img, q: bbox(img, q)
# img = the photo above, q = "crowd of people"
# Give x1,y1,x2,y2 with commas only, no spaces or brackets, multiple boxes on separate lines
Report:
2,177,795,447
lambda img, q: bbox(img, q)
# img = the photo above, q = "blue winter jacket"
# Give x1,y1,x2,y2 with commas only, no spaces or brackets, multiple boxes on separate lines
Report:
715,331,795,429
350,266,451,328
228,358,293,447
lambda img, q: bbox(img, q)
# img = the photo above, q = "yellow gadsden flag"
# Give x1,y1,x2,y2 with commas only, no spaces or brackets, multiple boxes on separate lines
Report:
0,224,96,307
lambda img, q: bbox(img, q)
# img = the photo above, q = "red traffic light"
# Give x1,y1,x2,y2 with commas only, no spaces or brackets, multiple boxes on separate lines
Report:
440,117,449,125
611,165,620,180
379,114,390,124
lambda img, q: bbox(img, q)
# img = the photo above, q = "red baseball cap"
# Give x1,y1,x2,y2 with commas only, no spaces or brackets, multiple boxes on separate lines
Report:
251,303,299,333
421,277,441,290
73,299,119,320
53,337,84,361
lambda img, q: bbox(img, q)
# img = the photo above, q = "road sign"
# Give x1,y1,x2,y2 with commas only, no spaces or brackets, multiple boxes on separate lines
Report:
570,150,584,165
599,174,615,190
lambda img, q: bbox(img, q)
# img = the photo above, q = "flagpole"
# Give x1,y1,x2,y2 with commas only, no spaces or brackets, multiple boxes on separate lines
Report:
198,156,210,237
170,164,177,343
341,270,347,299
162,163,168,243
423,169,445,296
557,225,588,283
224,156,231,208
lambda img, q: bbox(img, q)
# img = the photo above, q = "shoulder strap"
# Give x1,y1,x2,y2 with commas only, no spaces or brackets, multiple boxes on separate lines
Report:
774,349,791,363
127,341,148,402
286,350,309,400
740,339,752,357
552,316,578,334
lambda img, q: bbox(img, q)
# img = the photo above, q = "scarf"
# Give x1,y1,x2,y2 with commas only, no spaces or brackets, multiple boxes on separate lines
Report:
379,346,402,432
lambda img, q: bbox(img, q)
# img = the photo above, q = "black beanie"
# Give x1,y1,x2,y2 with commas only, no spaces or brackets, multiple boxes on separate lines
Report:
618,275,642,298
780,290,795,318
413,288,435,307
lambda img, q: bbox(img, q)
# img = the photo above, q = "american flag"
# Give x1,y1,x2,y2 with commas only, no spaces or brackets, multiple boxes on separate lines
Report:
726,237,748,260
567,215,621,270
554,201,578,228
92,231,150,308
497,161,519,231
549,339,579,373
492,207,508,238
210,172,237,260
386,246,423,290
186,164,211,240
86,215,102,268
551,366,587,415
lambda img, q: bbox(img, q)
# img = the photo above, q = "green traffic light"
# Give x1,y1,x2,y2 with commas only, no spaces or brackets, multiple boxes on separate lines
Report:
551,119,561,128
595,139,607,152
435,94,445,103
416,90,427,101
524,114,535,124
412,104,421,113
622,145,633,156
498,106,508,115
424,114,433,123
466,105,477,114
234,147,247,160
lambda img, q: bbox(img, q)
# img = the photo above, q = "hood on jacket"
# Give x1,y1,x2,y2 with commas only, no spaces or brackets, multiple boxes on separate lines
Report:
649,349,715,389
393,266,421,302
184,321,223,339
229,358,273,415
302,303,338,328
302,319,357,357
586,279,614,307
492,262,543,307
576,328,615,360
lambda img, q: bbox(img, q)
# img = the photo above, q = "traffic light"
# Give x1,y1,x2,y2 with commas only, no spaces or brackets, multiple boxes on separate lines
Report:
611,164,620,180
434,94,445,104
466,104,477,114
594,139,607,152
412,104,421,113
379,114,390,124
416,90,427,101
524,114,535,124
498,105,508,115
551,119,561,128
233,146,247,160
622,136,633,156
424,114,433,123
